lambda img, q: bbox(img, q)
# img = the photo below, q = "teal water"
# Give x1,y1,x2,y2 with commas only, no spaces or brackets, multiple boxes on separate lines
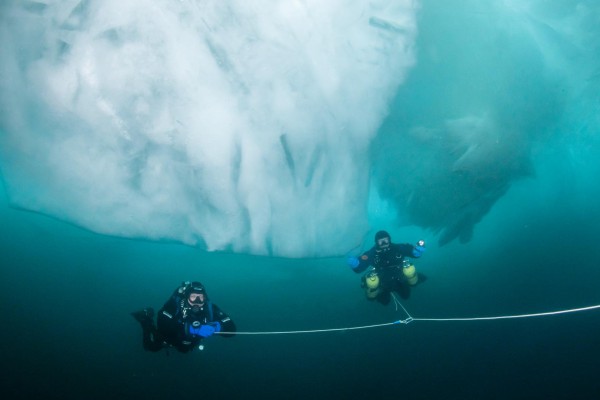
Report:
2,1,600,399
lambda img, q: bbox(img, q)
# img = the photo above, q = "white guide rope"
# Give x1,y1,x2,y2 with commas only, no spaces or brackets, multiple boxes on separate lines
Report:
217,302,600,336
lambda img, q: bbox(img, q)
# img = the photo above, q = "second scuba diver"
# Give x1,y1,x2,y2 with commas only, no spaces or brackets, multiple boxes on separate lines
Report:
348,230,426,304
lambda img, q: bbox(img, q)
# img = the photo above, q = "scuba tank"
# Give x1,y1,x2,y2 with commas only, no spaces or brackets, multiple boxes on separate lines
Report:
402,259,418,285
364,271,380,299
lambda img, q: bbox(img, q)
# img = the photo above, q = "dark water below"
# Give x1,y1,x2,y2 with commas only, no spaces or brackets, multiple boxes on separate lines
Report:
2,180,600,400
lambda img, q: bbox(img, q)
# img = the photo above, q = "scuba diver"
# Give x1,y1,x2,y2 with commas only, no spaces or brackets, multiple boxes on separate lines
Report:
131,281,236,353
347,231,426,304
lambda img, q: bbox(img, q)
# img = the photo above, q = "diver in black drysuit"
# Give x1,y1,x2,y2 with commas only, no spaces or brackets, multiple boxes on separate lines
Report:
132,281,236,353
348,231,426,304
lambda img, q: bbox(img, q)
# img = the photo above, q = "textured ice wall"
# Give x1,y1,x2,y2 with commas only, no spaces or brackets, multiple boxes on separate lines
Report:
0,0,418,257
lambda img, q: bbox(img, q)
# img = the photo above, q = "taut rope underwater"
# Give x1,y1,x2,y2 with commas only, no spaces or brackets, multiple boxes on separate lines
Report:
216,299,600,336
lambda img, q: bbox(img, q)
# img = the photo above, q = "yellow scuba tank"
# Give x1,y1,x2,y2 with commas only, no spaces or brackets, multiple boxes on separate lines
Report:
402,260,419,286
364,271,380,299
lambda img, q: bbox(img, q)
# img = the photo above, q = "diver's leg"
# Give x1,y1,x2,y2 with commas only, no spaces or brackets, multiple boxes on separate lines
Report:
377,288,391,305
132,308,164,352
391,273,411,300
397,282,411,300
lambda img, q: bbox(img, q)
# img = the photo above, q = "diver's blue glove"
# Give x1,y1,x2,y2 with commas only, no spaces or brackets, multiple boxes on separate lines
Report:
412,240,426,257
189,322,221,337
347,257,360,269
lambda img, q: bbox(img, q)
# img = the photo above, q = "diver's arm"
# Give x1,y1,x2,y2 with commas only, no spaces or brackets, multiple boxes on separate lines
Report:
352,247,376,273
397,243,424,258
211,303,236,337
156,298,185,343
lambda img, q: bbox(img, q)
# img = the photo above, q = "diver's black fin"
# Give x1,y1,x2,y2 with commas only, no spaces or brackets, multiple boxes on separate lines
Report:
131,307,155,323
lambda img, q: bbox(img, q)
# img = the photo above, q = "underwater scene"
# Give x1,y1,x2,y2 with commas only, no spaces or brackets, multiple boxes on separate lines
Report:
1,1,599,399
